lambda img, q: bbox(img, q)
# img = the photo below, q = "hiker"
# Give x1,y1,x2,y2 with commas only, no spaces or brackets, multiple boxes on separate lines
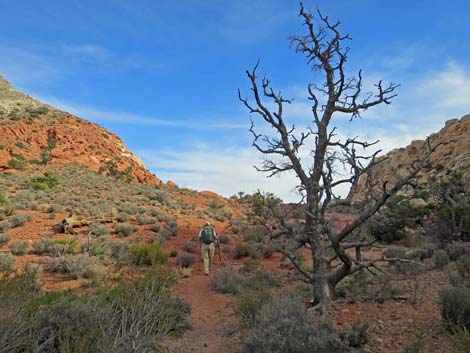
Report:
199,221,217,275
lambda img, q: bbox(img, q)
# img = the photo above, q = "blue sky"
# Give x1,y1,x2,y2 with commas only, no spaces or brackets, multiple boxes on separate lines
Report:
1,0,470,201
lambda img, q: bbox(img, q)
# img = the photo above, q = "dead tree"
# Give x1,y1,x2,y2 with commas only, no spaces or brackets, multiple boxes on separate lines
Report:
239,3,434,313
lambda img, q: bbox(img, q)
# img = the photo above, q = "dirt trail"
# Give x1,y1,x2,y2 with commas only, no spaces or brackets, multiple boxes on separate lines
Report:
172,267,240,353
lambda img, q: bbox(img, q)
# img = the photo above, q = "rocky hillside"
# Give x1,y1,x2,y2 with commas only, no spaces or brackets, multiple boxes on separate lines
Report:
353,115,470,200
0,75,160,184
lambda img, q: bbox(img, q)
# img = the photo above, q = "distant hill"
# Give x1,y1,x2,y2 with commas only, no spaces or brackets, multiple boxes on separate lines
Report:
0,75,160,184
352,115,470,200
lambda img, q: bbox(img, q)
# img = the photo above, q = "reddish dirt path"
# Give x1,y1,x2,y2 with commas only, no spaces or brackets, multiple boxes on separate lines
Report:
171,267,240,353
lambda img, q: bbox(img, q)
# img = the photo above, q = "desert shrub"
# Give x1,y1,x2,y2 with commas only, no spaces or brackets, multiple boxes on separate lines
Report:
260,243,275,258
131,242,169,266
81,241,109,256
9,241,29,255
109,241,130,264
148,224,161,233
240,259,264,274
406,246,434,261
52,238,78,255
210,266,245,294
176,254,196,268
450,254,470,288
0,252,15,272
116,213,131,222
88,223,110,237
161,219,178,238
137,215,155,225
8,155,28,170
170,249,178,257
234,288,272,327
10,213,32,227
248,270,280,288
433,250,450,268
382,248,406,260
234,242,256,258
30,299,101,353
342,321,369,347
446,242,470,261
219,235,230,244
449,325,470,353
26,270,190,353
242,228,263,242
32,238,54,255
240,294,347,353
184,241,198,254
364,195,427,244
0,232,11,246
0,221,12,232
115,224,138,237
31,172,60,190
52,254,106,280
441,287,470,329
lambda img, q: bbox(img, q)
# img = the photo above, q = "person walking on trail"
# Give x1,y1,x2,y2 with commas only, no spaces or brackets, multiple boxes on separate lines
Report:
199,221,217,275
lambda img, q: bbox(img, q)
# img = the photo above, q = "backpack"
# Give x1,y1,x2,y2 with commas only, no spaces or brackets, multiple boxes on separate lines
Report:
201,226,215,244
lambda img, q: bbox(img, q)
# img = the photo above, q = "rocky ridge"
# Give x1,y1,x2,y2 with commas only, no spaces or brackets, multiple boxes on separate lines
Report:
353,115,470,200
0,75,161,184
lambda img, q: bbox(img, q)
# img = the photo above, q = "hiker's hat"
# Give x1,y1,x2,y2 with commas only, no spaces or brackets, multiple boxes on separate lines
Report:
205,221,211,226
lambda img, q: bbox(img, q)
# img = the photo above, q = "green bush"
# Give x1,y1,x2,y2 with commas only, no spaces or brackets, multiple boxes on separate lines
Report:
131,242,169,266
52,238,78,255
31,172,60,190
0,252,15,272
170,249,178,257
0,232,11,246
115,224,138,237
234,288,272,327
240,294,347,353
176,254,196,268
9,241,29,255
234,242,256,259
8,155,28,170
441,287,470,329
242,228,263,242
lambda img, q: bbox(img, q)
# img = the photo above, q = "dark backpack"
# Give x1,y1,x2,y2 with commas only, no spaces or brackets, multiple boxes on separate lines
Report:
201,226,215,244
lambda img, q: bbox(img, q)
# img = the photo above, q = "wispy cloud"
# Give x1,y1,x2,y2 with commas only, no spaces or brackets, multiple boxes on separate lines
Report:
138,144,302,202
143,61,470,201
33,94,247,130
0,46,63,87
61,44,111,60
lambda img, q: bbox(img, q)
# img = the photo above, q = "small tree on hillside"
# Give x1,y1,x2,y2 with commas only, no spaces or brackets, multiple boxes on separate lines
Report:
239,3,435,313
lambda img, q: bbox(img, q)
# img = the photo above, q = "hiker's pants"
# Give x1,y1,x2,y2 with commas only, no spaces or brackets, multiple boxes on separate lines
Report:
201,242,215,274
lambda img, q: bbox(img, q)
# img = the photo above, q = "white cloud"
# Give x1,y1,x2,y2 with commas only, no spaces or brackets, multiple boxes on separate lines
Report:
142,61,470,201
138,145,302,202
32,94,247,130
